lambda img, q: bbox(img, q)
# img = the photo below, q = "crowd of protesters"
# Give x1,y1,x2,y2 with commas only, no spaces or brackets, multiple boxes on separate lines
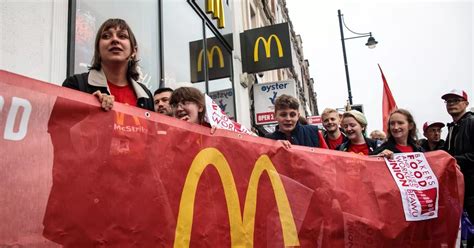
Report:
62,18,473,246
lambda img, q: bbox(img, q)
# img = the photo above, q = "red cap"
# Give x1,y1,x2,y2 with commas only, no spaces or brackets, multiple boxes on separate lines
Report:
423,121,445,132
441,89,468,101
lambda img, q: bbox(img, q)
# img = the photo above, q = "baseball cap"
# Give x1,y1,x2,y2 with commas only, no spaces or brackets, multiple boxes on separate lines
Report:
441,89,468,101
423,121,445,132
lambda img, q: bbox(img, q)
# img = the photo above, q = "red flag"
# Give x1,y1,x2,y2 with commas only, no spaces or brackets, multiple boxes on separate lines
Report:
378,64,398,133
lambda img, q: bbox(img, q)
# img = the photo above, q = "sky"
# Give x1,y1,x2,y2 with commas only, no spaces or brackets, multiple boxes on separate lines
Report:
285,0,473,137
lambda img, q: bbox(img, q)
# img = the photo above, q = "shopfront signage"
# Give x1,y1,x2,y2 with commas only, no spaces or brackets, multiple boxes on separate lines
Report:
240,23,293,74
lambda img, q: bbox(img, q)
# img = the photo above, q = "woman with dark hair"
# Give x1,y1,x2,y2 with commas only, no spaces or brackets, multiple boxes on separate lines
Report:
62,18,154,111
337,110,380,155
374,109,424,158
169,87,208,126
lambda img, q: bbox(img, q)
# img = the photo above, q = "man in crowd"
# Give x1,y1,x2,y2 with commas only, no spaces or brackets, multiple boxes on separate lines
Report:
419,121,445,151
266,94,327,149
153,88,173,116
442,89,474,246
321,108,346,150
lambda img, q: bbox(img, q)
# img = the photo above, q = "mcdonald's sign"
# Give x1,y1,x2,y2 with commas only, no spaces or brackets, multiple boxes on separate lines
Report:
189,34,232,83
197,45,224,72
174,148,299,247
240,23,293,74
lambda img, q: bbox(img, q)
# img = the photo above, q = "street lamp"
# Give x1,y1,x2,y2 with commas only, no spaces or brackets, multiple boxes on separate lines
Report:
338,9,378,105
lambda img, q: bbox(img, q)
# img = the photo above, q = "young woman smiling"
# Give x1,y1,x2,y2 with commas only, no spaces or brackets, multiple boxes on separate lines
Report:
337,110,380,155
374,109,424,158
169,87,209,126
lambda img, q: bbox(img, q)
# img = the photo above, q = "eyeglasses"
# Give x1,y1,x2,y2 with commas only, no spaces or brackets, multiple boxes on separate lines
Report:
444,99,464,105
171,101,194,109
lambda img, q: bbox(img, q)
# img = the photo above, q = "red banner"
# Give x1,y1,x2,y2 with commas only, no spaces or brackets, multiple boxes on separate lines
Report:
0,70,464,247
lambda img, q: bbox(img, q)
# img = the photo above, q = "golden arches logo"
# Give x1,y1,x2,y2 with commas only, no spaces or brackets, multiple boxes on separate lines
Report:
253,34,283,62
115,112,140,126
206,0,225,28
197,45,225,72
174,148,299,247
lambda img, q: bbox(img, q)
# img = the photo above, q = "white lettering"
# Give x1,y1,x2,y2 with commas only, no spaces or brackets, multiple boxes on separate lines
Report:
4,97,32,141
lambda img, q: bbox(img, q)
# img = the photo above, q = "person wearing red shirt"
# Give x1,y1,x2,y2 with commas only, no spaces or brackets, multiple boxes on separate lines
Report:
337,110,380,155
62,18,154,111
321,108,347,150
373,109,424,157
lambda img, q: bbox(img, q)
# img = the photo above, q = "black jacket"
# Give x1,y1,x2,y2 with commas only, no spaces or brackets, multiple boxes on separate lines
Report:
444,111,474,174
419,139,445,152
444,111,474,219
337,137,381,155
372,138,425,154
266,122,322,148
62,70,154,111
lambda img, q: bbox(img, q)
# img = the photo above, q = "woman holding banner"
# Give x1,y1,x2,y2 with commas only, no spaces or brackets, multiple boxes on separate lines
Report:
62,18,154,111
374,109,424,157
337,110,380,155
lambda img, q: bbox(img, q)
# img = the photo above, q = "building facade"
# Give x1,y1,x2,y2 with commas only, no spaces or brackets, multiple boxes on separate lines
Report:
0,0,317,131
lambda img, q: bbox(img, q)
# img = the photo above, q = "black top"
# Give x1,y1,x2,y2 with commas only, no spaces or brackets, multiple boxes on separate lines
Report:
266,122,322,148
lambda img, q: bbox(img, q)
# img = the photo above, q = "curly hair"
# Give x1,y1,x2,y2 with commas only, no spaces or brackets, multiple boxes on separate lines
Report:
89,18,140,82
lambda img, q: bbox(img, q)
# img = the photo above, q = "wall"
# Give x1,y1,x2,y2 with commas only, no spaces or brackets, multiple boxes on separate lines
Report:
0,0,68,85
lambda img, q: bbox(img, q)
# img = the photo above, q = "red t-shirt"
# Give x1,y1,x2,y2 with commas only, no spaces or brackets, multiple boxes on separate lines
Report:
395,144,414,153
327,134,344,150
347,143,370,155
107,81,137,106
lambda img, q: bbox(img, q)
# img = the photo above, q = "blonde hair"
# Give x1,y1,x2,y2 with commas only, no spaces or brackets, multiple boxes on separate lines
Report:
321,108,338,120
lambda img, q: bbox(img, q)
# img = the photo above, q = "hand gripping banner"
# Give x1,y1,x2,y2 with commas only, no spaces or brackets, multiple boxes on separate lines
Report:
0,70,465,247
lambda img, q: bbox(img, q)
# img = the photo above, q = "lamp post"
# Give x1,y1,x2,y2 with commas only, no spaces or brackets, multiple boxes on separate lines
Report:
338,9,378,105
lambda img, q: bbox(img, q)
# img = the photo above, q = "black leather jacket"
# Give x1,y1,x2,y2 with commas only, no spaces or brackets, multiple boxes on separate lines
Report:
444,111,474,174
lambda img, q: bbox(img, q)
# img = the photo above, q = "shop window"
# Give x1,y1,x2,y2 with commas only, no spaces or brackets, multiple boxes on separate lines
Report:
162,0,203,89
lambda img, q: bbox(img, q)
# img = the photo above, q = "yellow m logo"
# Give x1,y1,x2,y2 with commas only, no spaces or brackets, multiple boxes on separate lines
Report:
115,112,140,126
174,148,299,247
253,34,283,62
206,0,225,28
197,45,225,72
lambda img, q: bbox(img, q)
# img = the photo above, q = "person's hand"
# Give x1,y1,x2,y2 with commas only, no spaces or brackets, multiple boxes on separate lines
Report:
210,126,218,135
374,149,394,159
93,90,115,111
279,140,292,149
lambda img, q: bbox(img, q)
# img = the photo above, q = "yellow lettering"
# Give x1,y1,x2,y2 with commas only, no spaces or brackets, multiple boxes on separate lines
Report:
253,34,283,62
174,147,299,247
